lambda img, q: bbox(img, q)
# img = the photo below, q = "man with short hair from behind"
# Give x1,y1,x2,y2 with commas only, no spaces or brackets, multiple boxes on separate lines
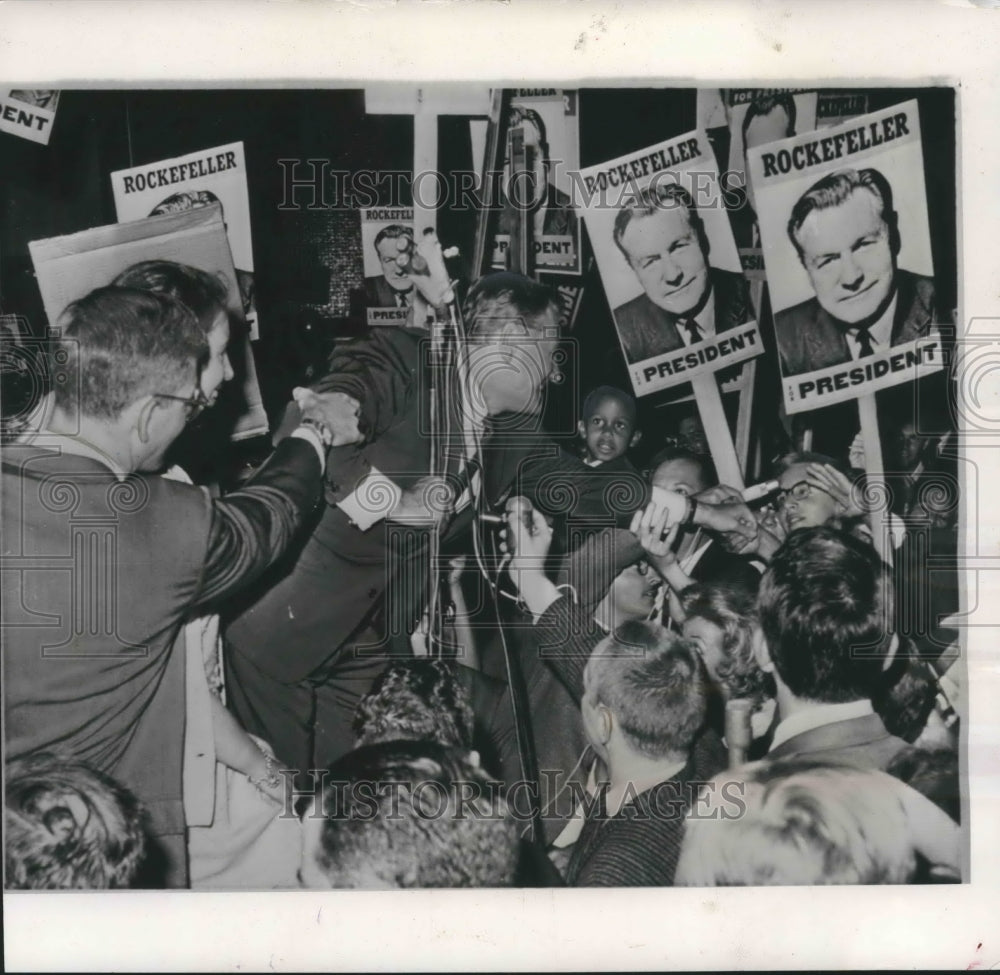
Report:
564,620,707,887
298,739,519,889
1,285,337,886
753,526,909,771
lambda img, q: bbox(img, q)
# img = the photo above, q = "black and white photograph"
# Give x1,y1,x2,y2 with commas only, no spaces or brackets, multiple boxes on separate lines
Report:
1,2,997,972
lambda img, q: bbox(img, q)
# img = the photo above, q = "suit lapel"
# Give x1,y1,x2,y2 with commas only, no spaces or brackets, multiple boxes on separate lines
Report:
807,302,853,370
891,270,934,345
640,297,682,356
711,268,750,333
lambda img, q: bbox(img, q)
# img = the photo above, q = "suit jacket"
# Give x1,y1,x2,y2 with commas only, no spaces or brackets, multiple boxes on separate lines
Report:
566,761,698,887
363,274,412,308
225,326,651,684
613,267,752,365
767,712,909,771
1,438,321,842
773,270,937,377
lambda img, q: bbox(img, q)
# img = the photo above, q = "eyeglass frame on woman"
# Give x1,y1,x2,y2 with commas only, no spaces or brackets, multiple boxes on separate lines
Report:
773,479,836,511
153,386,211,422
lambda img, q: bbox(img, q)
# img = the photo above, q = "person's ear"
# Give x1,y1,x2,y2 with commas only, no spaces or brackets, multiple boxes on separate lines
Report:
133,395,159,445
882,632,901,672
577,420,587,440
629,429,643,449
596,704,613,745
752,625,774,674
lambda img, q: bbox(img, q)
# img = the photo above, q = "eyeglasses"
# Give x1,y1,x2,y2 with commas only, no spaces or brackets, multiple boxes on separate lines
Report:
774,479,834,511
154,387,211,423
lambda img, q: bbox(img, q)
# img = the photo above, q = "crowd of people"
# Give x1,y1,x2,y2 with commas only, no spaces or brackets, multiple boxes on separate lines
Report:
2,225,961,890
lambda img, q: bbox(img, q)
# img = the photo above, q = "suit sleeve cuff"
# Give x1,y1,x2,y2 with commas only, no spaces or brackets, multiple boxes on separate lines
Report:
336,467,402,530
289,426,328,469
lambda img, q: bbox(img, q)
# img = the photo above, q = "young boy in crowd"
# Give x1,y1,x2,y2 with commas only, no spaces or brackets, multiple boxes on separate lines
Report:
576,385,640,469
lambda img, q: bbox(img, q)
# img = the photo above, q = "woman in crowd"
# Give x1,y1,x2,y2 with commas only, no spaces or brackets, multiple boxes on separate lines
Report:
680,580,777,759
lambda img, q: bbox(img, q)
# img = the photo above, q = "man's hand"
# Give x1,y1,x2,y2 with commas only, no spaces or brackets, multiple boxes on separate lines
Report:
390,229,455,310
498,498,561,620
694,486,758,547
630,502,679,574
499,497,554,579
387,476,455,528
721,505,783,559
696,483,746,506
294,387,363,446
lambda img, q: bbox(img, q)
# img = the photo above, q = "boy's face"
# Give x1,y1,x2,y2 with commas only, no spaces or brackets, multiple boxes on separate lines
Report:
578,395,636,463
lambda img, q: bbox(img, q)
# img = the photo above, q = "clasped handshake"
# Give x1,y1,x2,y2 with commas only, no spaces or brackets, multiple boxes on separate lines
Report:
498,488,765,571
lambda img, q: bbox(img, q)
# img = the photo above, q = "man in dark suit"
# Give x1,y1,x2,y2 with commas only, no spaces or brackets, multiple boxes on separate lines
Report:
754,526,908,771
364,223,416,309
774,167,937,377
224,270,661,782
1,286,334,886
611,181,751,365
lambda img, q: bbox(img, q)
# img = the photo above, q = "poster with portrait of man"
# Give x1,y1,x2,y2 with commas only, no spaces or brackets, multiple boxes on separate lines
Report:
577,130,761,398
489,89,582,275
0,89,60,146
110,142,258,339
28,205,268,441
746,99,944,415
725,90,818,275
358,207,416,326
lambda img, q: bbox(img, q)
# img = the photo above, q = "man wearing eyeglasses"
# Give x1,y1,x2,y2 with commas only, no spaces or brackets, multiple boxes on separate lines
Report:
774,167,937,378
1,285,337,887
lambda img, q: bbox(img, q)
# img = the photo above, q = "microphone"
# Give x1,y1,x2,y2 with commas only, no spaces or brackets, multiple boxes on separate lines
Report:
478,497,537,535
